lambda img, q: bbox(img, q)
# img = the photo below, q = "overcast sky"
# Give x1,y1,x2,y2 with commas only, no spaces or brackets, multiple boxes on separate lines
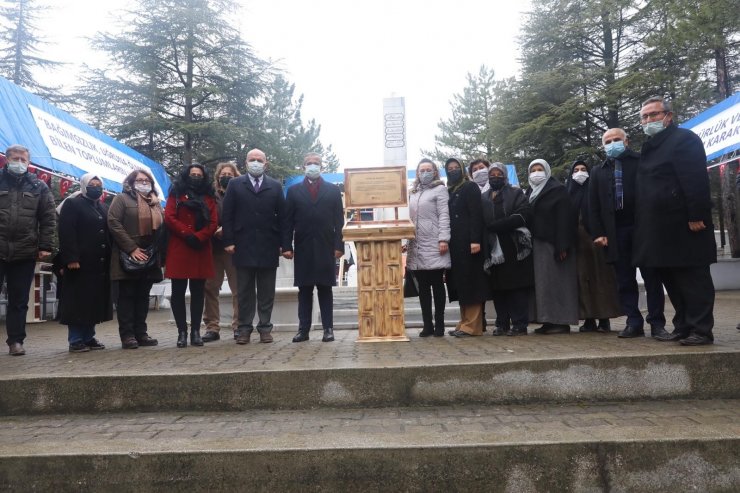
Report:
34,0,530,168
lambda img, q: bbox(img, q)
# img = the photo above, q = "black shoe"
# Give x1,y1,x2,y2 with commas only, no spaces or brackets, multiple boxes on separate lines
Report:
654,329,687,342
492,326,507,336
322,328,335,342
506,327,527,336
618,325,645,338
69,342,90,353
596,322,612,333
84,338,105,350
292,330,310,343
535,324,570,335
190,330,204,347
419,327,434,338
136,335,158,347
202,331,220,342
650,326,671,339
579,320,598,333
176,332,188,348
679,334,713,346
450,330,472,337
533,324,552,334
736,322,740,330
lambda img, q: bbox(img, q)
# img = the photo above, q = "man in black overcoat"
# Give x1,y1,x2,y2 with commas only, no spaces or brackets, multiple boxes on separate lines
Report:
222,148,289,345
590,128,667,339
633,96,717,345
282,153,344,343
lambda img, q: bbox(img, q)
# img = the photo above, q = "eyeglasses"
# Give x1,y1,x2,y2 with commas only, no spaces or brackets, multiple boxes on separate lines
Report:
134,179,151,184
640,111,666,122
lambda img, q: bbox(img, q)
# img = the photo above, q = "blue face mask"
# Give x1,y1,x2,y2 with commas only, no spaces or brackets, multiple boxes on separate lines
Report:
643,120,665,137
604,141,626,159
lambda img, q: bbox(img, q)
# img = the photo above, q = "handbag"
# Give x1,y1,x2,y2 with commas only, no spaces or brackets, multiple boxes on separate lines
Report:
119,244,158,273
403,269,419,298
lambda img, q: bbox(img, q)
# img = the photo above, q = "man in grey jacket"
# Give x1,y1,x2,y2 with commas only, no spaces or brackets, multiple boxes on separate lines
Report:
0,145,56,355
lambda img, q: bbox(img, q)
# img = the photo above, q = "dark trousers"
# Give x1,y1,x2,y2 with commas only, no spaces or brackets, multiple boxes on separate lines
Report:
0,259,36,345
413,269,446,331
491,287,529,331
170,278,206,333
614,225,666,329
116,279,154,341
298,285,333,331
236,266,276,334
68,324,96,345
658,266,715,340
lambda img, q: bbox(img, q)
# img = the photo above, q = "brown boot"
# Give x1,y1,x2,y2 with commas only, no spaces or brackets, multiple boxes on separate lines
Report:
259,332,273,343
236,331,251,345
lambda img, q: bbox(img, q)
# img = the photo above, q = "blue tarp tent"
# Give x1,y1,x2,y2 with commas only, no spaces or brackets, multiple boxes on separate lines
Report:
0,76,170,196
681,92,740,162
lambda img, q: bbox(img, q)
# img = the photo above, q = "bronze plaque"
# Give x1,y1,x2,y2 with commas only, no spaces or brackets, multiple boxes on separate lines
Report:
344,166,408,208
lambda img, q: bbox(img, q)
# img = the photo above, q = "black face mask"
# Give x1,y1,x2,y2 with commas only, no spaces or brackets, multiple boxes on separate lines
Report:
219,176,232,189
85,186,103,200
447,169,463,184
188,175,204,187
488,177,506,191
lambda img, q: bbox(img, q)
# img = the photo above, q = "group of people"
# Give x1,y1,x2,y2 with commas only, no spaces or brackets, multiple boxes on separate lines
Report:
404,96,718,346
0,96,725,355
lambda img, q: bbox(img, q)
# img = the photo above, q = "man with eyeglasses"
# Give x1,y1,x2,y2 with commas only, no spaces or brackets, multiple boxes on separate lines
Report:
590,128,667,339
633,96,717,345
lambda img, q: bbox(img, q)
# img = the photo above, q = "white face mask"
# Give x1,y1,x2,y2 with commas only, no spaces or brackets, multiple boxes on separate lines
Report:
134,183,152,194
472,168,489,186
529,171,547,186
7,160,28,175
572,171,589,185
305,163,321,180
247,160,265,177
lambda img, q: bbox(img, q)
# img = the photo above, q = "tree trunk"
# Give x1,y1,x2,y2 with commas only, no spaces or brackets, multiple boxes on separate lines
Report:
183,27,194,166
714,46,731,100
601,9,619,129
12,0,26,85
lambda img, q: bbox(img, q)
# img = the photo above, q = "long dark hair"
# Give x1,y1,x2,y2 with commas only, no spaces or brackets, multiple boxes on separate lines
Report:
169,163,214,197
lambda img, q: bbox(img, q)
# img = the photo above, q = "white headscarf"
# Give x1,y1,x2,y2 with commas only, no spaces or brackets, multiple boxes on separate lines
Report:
79,173,104,196
527,159,551,203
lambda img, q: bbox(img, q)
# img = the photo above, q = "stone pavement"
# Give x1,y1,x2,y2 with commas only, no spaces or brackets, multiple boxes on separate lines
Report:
0,291,738,378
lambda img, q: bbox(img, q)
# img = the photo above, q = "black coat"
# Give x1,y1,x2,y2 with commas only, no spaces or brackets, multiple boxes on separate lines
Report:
633,124,716,267
284,178,344,287
57,195,113,326
447,181,489,304
527,177,576,256
588,149,641,263
221,174,289,269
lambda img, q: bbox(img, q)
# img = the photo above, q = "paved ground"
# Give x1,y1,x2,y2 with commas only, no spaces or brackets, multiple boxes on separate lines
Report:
0,291,738,378
1,399,737,455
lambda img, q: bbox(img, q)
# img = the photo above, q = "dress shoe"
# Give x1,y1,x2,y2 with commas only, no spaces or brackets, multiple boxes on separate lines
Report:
8,342,25,356
176,332,188,348
579,320,597,332
433,326,445,337
654,329,687,342
201,331,220,342
136,335,158,347
736,322,740,330
533,324,551,334
535,324,570,335
492,326,507,336
617,326,645,338
450,330,472,337
419,327,434,337
596,322,612,333
322,328,335,342
259,332,274,343
506,327,527,336
236,331,251,344
680,334,713,346
69,342,91,353
190,330,204,347
121,337,139,349
85,338,105,350
650,326,671,339
293,330,310,343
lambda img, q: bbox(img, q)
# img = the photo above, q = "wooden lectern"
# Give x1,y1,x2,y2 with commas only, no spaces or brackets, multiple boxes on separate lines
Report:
343,167,415,342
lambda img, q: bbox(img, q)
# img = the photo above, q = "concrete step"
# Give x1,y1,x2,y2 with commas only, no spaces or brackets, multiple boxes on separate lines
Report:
0,399,738,492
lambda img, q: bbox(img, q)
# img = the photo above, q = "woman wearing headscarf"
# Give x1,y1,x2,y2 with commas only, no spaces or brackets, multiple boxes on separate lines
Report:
567,160,622,332
165,163,218,348
202,161,241,342
108,169,164,349
526,159,578,334
57,173,112,352
444,158,489,337
481,163,534,336
406,159,451,337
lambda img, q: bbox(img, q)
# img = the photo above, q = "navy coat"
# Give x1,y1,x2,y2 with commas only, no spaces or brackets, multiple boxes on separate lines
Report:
221,174,288,269
633,124,716,268
284,178,344,286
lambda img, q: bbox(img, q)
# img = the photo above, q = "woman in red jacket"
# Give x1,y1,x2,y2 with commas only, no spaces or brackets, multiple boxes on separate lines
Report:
165,163,218,348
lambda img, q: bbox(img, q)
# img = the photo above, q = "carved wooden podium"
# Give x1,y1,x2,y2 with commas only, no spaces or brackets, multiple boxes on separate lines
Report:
343,167,415,342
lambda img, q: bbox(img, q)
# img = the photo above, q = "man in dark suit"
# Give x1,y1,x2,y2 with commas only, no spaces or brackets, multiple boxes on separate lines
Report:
282,153,344,343
634,96,716,346
590,128,667,339
222,148,288,345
